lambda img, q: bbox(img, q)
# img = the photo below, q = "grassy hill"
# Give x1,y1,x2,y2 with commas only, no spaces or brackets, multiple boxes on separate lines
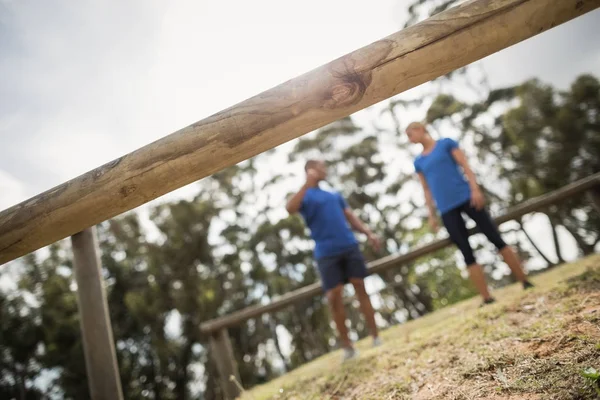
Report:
241,254,600,399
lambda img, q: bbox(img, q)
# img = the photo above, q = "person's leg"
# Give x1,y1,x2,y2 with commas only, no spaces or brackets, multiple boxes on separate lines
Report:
468,264,494,304
441,205,493,301
344,246,379,342
349,278,378,340
464,205,531,286
499,246,529,284
317,255,352,349
325,285,352,349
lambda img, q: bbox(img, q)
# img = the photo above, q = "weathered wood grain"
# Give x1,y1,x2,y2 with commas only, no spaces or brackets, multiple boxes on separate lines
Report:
210,329,242,400
71,227,123,400
1,0,598,265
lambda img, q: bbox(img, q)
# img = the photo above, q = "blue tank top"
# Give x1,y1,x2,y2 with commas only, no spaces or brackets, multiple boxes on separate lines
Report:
414,138,471,214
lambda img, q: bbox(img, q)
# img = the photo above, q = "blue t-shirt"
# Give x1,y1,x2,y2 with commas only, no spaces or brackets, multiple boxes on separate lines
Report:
299,187,358,259
414,138,471,214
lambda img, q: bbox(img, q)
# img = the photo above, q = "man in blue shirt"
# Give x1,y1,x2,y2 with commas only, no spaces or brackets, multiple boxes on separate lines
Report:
286,159,382,361
406,122,533,305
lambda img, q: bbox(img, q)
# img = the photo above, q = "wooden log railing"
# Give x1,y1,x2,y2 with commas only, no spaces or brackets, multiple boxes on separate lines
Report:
200,173,600,398
1,0,598,267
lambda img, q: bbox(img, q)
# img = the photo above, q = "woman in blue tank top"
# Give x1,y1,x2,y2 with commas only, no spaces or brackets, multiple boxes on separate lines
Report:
406,122,533,305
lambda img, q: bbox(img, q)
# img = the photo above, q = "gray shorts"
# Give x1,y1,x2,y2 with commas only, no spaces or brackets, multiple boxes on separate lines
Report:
316,245,368,292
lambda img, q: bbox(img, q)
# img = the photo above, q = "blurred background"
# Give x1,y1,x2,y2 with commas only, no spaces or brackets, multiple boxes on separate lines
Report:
0,0,599,398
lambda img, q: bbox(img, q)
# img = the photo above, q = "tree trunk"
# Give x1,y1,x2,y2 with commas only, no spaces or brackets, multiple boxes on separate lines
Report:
269,316,289,373
297,303,324,358
149,350,162,400
151,319,170,400
414,284,434,314
561,219,595,256
265,283,290,372
175,341,193,400
383,270,411,318
290,312,309,364
204,352,222,400
16,366,26,400
517,219,556,267
547,214,565,264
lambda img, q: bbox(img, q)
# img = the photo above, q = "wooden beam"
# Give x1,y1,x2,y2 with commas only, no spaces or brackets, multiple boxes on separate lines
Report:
1,0,598,265
199,172,600,334
71,227,124,400
210,329,242,400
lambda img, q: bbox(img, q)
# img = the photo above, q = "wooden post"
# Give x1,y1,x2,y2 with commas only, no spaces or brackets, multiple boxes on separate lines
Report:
210,329,242,400
71,227,124,400
1,0,598,266
587,185,600,214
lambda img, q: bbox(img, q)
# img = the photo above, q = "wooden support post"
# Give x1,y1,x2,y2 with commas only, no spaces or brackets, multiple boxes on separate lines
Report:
1,0,598,266
587,185,600,214
71,227,124,400
210,329,242,400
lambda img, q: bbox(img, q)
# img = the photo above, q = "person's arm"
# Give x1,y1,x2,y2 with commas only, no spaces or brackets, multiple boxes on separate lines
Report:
286,169,320,214
450,147,485,210
343,208,372,236
417,172,439,233
341,196,381,251
285,185,310,214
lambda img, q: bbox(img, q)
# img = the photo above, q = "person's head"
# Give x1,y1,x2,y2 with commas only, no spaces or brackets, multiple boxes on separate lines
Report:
405,121,429,144
305,159,327,181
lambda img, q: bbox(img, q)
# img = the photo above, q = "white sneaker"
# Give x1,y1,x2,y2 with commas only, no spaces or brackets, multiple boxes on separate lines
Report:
342,347,358,362
373,337,383,347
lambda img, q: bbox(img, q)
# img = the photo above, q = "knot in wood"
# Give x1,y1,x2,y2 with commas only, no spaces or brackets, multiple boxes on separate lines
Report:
323,72,371,109
119,184,137,198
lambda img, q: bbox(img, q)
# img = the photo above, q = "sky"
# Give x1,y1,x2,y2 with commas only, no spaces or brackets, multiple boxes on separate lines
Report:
1,0,598,391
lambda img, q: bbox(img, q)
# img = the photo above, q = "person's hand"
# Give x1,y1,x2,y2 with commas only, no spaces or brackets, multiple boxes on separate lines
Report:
428,215,439,233
470,187,486,210
305,168,320,186
367,232,381,252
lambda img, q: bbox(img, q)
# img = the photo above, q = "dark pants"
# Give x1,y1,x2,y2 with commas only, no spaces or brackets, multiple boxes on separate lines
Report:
316,245,368,292
441,201,507,266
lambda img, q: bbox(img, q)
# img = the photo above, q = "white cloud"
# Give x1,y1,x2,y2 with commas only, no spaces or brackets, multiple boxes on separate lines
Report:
0,169,26,210
481,10,600,89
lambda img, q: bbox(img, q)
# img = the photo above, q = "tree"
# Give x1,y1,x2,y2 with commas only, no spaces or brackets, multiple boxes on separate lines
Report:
0,286,45,400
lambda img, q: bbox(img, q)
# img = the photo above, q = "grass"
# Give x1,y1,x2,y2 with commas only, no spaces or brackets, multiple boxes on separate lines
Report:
240,254,600,400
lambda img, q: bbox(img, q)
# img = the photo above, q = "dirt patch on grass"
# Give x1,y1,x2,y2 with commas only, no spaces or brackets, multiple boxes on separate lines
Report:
244,258,600,400
406,268,600,400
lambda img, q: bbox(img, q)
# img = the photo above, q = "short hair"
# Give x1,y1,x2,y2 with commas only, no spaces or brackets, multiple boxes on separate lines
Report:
406,121,427,131
304,159,320,172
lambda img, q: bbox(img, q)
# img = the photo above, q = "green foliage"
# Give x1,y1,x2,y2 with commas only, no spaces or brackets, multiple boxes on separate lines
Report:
426,94,466,123
580,367,600,395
